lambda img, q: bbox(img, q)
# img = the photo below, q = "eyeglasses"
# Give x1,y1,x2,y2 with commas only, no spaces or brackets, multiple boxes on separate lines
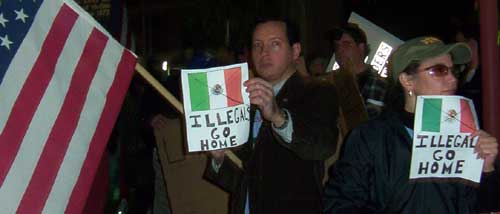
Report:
421,64,460,78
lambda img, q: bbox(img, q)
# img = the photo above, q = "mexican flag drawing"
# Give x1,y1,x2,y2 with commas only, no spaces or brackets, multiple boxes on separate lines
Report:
181,63,250,152
410,95,483,183
420,97,477,133
187,67,244,111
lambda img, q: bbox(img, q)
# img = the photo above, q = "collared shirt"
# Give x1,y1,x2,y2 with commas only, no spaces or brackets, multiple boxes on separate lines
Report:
357,66,387,119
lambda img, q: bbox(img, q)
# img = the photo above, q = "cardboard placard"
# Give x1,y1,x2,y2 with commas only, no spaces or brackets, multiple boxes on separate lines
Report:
410,95,483,183
181,63,250,152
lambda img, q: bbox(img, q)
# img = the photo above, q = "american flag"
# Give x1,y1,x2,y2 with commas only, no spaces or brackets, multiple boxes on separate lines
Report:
0,0,137,213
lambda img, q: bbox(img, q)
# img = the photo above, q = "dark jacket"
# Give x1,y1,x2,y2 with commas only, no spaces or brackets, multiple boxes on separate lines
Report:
323,111,500,214
205,72,339,214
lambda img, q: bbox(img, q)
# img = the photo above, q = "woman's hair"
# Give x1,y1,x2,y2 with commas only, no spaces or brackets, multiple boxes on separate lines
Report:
384,61,421,112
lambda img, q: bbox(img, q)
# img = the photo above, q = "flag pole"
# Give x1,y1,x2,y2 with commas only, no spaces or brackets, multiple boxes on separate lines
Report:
134,63,243,169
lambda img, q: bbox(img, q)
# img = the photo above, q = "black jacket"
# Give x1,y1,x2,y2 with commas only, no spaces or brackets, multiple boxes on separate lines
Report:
324,111,500,214
205,72,340,214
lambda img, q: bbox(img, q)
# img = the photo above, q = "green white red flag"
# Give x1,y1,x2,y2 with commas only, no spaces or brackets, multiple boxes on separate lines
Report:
410,95,483,183
420,97,477,133
181,63,250,152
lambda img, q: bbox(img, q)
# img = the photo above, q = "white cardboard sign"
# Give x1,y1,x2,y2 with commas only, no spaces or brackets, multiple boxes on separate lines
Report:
181,63,250,152
410,95,483,183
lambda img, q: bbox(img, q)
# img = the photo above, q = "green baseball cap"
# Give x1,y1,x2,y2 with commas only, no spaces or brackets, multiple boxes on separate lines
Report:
389,36,471,82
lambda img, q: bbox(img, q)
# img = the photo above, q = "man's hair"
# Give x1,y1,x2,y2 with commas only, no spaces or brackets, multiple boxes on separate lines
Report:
331,23,370,57
252,17,300,46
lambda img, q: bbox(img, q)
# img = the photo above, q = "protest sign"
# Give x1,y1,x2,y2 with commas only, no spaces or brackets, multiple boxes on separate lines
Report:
409,95,483,183
181,63,250,152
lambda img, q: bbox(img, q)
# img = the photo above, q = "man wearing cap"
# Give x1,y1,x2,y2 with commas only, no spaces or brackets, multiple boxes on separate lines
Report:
323,36,500,213
331,23,387,119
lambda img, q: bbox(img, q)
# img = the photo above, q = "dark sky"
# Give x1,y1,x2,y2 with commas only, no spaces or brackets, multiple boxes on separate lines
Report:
125,0,483,57
346,0,477,40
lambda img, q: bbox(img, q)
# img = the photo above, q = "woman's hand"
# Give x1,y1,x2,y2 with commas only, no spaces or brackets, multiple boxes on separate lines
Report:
472,130,498,173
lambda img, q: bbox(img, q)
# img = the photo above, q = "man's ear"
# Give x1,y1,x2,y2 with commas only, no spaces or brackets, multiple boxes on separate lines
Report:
358,43,365,52
358,43,367,58
292,43,301,60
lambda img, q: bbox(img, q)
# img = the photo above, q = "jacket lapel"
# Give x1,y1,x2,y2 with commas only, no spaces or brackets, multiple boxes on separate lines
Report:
275,72,303,108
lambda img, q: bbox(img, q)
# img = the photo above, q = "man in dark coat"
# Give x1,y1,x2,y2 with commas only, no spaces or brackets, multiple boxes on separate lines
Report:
204,18,340,214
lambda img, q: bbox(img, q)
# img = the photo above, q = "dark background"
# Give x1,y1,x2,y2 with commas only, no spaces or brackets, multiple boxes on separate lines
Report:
123,0,487,61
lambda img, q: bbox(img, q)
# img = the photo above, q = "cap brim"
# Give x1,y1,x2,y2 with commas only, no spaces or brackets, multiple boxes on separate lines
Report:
414,43,472,65
446,43,472,64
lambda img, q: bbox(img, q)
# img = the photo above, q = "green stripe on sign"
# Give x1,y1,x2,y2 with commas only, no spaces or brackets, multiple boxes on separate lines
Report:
422,98,442,132
188,72,210,111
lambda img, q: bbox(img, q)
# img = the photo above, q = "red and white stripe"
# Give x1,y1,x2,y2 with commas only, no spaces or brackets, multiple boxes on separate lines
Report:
224,67,243,107
0,0,136,213
459,99,477,133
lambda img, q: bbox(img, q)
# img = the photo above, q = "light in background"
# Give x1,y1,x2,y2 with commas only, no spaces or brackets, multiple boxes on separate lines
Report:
162,60,170,76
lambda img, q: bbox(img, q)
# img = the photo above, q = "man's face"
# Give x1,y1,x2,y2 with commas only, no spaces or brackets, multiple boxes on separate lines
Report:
251,21,299,84
334,33,364,66
309,59,326,76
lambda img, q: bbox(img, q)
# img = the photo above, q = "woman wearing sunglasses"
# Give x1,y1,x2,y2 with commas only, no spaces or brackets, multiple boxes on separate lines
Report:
323,36,500,214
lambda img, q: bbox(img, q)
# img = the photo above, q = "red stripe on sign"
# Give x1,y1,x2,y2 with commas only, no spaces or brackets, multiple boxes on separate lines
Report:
460,99,477,133
66,50,136,213
224,67,242,107
0,4,78,187
17,29,109,213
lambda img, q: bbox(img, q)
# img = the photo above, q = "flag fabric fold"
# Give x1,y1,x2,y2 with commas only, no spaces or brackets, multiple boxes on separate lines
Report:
0,0,137,213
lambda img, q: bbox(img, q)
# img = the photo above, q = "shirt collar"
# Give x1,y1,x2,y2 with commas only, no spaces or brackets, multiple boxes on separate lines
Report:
273,78,286,95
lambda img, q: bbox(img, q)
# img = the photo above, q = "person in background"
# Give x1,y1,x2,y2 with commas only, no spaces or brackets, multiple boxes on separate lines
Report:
332,23,387,119
451,21,483,125
204,17,339,214
323,36,500,213
294,55,309,77
306,54,328,76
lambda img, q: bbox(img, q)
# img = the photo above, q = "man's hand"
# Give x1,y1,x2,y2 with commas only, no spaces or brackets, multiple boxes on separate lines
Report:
150,114,168,130
209,149,226,165
472,130,498,173
244,78,285,127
